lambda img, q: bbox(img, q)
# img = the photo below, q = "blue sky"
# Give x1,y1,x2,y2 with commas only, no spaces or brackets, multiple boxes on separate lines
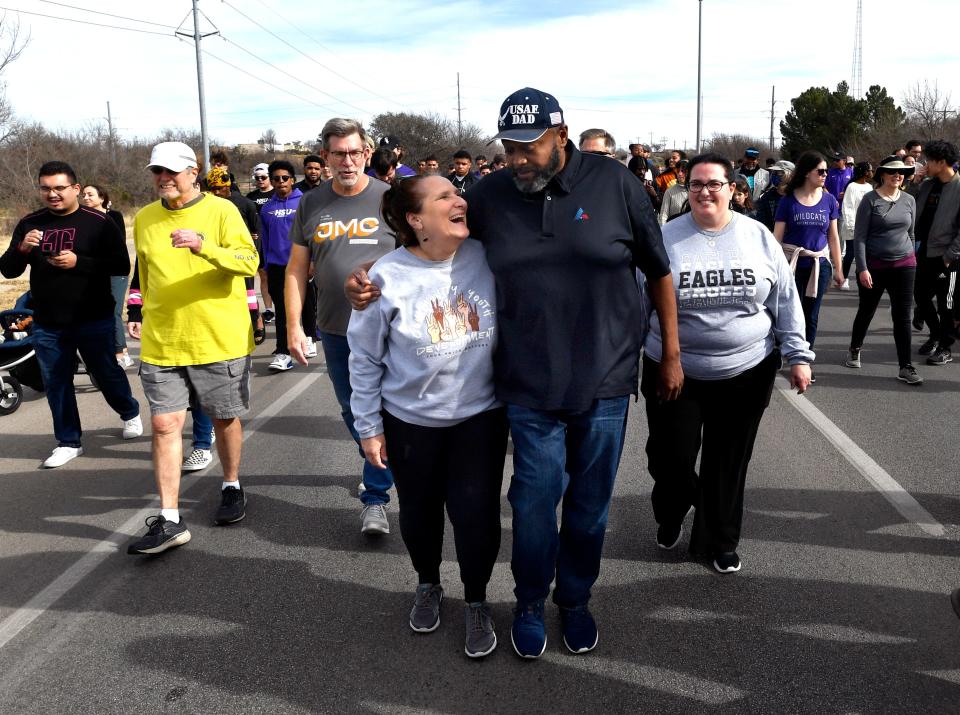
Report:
2,0,957,153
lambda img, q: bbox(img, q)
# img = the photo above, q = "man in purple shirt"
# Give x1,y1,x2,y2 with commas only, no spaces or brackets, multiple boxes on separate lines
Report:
825,152,853,201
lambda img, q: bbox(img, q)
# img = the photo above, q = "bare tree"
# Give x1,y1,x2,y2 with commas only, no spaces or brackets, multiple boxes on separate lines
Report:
903,81,955,138
258,128,278,153
0,15,28,145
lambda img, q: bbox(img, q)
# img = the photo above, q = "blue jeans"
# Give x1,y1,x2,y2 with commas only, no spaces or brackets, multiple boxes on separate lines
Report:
507,396,629,609
109,275,128,352
793,257,833,348
192,406,214,450
319,331,393,505
33,317,140,448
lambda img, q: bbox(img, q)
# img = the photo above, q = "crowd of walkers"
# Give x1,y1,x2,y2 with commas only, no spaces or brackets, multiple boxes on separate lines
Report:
3,85,958,661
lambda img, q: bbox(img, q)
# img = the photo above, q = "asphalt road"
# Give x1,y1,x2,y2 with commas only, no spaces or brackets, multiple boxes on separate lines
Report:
0,287,958,714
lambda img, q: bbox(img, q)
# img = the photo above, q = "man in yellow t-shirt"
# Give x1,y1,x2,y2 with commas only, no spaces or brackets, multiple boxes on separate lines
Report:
126,142,259,555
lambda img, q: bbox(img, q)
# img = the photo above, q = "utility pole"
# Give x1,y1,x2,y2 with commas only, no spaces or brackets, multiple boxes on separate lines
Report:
695,0,703,153
176,1,219,170
105,101,116,164
456,72,463,146
769,86,775,152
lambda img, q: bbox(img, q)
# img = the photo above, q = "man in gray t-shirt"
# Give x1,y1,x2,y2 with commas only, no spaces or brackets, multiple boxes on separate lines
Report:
285,118,397,537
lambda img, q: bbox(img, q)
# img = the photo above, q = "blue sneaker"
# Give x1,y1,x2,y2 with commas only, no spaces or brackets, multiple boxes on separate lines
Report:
511,600,546,658
560,605,598,654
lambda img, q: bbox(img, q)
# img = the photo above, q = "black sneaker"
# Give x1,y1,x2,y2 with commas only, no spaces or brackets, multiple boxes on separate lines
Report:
713,551,741,574
918,337,938,356
127,515,191,555
559,605,599,654
262,309,275,324
809,372,817,384
656,523,683,550
214,486,246,525
926,348,953,366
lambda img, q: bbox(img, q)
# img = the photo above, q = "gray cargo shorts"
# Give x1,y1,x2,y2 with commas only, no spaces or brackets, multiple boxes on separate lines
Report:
140,356,251,419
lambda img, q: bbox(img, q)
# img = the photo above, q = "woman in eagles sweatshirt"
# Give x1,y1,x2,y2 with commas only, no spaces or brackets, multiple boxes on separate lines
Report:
643,153,814,575
347,175,506,659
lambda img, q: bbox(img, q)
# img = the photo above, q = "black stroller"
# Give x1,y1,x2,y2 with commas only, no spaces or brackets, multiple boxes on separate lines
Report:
0,292,43,415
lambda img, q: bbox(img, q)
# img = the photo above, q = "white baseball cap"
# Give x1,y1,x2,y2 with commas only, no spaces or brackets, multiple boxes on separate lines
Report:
146,142,198,172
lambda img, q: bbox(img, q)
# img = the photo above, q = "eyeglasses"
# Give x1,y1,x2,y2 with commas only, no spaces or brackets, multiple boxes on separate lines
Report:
270,175,293,182
149,166,184,176
688,180,731,193
37,184,76,194
815,168,829,176
328,149,365,163
254,174,269,181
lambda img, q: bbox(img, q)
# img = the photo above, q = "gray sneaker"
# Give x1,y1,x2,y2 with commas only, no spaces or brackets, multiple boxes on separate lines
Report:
464,602,497,658
843,348,861,369
360,504,389,535
409,584,443,632
897,365,924,385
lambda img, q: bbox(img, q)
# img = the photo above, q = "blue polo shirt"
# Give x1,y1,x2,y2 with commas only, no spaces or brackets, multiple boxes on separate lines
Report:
466,144,670,411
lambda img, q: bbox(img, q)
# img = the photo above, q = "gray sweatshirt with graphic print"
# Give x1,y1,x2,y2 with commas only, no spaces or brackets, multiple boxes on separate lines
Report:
347,238,499,437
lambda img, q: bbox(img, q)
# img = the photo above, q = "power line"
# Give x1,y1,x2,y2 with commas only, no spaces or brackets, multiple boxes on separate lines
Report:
176,36,340,116
241,0,403,110
218,35,370,115
37,0,178,29
0,6,173,36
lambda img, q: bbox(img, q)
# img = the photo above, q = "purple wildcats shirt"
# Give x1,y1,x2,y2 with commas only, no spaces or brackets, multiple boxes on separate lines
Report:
775,192,839,267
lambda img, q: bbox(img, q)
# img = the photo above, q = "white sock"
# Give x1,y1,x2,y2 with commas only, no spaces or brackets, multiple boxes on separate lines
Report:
222,480,240,491
160,508,180,523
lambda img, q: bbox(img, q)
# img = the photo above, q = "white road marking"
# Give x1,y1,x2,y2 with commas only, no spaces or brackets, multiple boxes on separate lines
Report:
0,372,321,651
774,375,944,537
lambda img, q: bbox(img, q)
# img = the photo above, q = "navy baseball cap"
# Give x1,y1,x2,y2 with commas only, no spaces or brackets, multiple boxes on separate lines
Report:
490,87,564,144
744,147,760,158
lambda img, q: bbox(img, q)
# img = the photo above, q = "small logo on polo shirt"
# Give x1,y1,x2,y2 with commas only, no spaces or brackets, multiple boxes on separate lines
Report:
574,208,590,221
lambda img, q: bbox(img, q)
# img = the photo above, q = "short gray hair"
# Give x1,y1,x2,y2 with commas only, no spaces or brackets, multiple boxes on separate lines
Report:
578,128,616,153
321,118,367,150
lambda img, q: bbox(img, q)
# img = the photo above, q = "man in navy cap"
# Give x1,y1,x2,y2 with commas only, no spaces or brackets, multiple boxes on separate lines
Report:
377,136,416,178
348,87,682,658
458,88,682,658
734,147,769,202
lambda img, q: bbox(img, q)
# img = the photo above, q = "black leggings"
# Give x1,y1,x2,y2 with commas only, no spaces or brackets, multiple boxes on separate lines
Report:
383,407,508,603
266,263,316,354
849,265,915,367
642,351,777,555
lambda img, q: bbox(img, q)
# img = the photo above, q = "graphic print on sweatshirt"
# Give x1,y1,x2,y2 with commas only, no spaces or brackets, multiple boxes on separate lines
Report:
675,249,758,309
39,227,76,254
312,212,382,245
418,286,495,357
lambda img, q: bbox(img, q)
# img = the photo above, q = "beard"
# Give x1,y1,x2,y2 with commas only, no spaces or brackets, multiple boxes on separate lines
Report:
511,145,562,194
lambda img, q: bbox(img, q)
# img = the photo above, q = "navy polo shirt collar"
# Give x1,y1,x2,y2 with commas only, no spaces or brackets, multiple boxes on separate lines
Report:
551,142,581,194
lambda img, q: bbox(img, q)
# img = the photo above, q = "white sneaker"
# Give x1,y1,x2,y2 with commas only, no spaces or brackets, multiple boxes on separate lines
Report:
305,337,318,358
43,446,83,468
840,279,851,291
181,448,213,471
122,414,143,439
269,353,294,371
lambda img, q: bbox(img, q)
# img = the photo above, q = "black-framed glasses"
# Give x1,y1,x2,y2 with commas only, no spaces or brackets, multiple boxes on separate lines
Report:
329,149,365,163
37,184,76,194
254,174,270,181
149,166,183,176
270,175,293,182
815,168,829,176
688,180,732,193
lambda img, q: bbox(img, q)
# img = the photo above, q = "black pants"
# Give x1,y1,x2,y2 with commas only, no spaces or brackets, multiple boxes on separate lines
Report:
914,252,957,350
850,265,915,367
383,407,508,603
841,240,856,280
266,263,316,354
642,352,777,555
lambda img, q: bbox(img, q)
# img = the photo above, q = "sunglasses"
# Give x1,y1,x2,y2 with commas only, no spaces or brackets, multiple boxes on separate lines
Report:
815,168,829,176
149,166,184,175
270,175,293,182
254,174,269,181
